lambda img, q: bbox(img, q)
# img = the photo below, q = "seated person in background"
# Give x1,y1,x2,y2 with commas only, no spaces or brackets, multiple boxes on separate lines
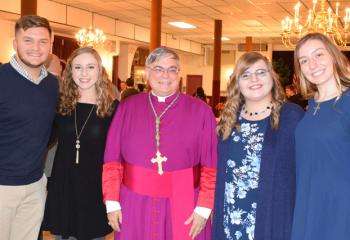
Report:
121,77,139,100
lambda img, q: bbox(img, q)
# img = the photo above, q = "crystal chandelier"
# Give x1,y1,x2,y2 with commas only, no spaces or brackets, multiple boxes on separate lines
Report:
281,0,350,48
75,26,106,48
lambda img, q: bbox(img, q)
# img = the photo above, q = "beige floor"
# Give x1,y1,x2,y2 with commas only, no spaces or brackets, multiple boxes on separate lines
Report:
43,231,114,240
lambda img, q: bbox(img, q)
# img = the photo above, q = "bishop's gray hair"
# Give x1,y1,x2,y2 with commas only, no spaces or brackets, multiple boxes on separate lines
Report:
145,47,180,68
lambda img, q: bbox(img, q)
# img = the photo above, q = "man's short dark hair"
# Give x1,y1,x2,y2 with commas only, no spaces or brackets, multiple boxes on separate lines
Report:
15,15,52,36
137,83,145,92
126,77,134,87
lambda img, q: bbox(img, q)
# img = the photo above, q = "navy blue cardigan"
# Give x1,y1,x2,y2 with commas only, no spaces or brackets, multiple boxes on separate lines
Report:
212,103,304,240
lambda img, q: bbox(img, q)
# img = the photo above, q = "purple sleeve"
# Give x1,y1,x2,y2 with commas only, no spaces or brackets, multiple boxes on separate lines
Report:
199,107,218,169
197,106,218,209
104,102,125,163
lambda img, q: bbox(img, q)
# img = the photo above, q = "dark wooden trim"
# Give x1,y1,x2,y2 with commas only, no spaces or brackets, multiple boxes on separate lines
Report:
212,19,222,116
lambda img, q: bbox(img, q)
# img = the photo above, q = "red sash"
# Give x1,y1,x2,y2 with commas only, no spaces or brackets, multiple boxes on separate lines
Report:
123,162,200,240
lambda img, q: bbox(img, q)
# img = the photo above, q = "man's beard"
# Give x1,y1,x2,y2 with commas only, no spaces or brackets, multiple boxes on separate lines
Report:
17,51,46,69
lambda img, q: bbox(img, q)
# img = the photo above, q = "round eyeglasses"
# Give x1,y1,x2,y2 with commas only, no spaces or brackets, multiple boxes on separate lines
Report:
239,69,270,81
148,66,180,77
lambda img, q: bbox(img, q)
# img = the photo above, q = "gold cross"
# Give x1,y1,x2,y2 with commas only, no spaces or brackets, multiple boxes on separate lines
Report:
151,150,167,175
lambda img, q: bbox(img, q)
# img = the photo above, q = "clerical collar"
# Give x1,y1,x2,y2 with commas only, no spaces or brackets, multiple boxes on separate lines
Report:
151,91,176,102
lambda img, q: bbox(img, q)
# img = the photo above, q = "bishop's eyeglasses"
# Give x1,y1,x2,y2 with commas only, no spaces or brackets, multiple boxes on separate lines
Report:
148,66,180,77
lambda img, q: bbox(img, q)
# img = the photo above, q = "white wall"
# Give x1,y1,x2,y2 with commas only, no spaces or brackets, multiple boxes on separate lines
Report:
178,47,274,96
179,53,234,96
0,14,273,97
0,19,15,63
118,43,138,81
36,0,202,54
0,0,20,14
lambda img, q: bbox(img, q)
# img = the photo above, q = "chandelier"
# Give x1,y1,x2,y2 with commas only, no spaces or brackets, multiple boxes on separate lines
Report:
75,26,106,48
281,0,350,48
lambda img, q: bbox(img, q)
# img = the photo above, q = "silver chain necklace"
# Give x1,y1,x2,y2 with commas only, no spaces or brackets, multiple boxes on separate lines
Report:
148,92,180,175
74,104,95,164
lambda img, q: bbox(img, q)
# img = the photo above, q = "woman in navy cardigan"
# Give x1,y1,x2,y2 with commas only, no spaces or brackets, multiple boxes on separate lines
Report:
213,52,304,240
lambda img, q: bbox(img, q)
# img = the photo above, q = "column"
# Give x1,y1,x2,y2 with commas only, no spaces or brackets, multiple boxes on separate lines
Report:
212,19,222,117
150,0,162,51
245,36,253,52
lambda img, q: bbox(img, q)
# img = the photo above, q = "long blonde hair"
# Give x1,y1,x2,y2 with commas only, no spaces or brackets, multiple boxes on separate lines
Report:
217,52,285,140
294,32,350,99
58,47,115,117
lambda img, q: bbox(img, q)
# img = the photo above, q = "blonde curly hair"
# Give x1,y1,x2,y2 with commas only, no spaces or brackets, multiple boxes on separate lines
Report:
217,52,285,140
58,47,115,117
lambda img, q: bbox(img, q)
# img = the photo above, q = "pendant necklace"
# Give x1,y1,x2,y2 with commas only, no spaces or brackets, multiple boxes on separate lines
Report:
148,92,180,175
313,90,342,115
313,102,321,115
74,104,95,164
241,102,272,116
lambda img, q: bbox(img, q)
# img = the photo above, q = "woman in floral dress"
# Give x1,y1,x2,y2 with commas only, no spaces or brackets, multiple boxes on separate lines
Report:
212,52,304,240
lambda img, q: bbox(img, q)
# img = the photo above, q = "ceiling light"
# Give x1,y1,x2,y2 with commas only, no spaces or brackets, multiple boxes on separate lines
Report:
281,0,350,48
168,22,196,29
212,37,231,41
75,26,106,48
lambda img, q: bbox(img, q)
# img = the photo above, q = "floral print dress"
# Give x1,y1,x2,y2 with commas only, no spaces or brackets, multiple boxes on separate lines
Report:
223,117,268,240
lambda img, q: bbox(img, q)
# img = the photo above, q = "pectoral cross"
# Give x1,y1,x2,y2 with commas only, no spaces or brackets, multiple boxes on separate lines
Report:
151,150,167,175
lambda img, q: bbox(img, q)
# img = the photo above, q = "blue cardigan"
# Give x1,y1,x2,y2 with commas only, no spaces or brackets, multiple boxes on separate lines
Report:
212,103,304,240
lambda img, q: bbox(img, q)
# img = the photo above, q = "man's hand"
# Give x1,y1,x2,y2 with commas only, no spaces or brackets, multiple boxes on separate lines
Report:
184,212,207,239
107,210,122,232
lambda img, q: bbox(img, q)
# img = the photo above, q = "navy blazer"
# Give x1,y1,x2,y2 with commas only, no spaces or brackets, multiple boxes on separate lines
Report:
212,103,304,240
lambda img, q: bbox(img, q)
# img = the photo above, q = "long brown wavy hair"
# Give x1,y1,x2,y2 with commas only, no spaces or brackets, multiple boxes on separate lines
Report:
217,52,285,140
294,32,350,99
58,47,115,117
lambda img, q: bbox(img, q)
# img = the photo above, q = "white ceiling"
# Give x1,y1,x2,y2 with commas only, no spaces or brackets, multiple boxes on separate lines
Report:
52,0,350,45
